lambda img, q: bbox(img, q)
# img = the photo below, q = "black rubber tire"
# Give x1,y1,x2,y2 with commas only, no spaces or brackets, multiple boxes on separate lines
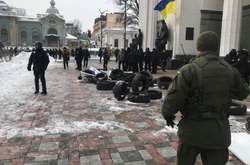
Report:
85,76,97,84
95,73,108,81
113,81,130,101
228,101,247,116
148,90,162,100
110,69,124,80
96,80,117,91
127,92,151,103
150,79,158,87
157,76,172,89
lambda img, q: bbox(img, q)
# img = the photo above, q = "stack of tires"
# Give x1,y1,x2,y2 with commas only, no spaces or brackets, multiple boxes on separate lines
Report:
112,71,163,103
80,68,170,104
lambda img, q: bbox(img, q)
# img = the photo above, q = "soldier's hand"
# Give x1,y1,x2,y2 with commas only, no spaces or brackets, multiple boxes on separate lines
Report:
165,115,176,128
27,67,31,71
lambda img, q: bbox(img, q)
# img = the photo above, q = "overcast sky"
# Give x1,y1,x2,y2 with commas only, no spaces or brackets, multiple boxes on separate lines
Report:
5,0,118,32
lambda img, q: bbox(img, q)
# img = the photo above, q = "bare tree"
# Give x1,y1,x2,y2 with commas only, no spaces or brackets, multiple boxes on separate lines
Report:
71,19,82,37
114,0,139,26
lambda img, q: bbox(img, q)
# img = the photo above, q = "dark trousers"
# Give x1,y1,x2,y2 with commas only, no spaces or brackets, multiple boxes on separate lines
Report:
145,62,151,71
76,59,82,71
132,64,138,73
63,60,69,69
99,56,102,63
83,58,88,68
139,62,143,72
177,143,229,165
152,64,157,74
103,60,108,70
34,70,47,92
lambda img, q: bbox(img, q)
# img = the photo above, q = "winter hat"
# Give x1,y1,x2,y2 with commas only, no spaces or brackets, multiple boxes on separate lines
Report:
197,31,219,52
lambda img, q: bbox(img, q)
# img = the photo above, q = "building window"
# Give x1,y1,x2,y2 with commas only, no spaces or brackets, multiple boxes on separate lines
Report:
114,39,119,47
186,27,194,40
32,31,40,44
21,31,27,45
48,28,58,35
0,29,8,42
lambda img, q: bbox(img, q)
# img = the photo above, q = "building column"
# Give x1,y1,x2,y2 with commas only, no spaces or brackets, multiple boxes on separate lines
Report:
220,0,242,56
139,0,159,50
10,17,18,46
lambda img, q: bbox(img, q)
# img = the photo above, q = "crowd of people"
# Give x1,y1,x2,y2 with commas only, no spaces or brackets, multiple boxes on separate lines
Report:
98,46,172,74
224,48,250,84
0,45,19,62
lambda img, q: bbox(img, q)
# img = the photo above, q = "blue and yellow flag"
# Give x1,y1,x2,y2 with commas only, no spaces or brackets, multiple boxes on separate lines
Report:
154,0,176,18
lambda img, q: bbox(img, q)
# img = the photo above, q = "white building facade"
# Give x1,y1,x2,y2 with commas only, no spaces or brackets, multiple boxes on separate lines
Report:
96,27,138,49
139,0,250,57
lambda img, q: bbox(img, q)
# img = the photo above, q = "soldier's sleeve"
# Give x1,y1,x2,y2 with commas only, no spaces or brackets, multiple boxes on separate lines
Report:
27,53,34,69
231,67,250,100
161,64,193,117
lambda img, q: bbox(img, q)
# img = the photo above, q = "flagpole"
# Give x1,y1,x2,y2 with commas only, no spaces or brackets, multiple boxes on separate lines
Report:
172,0,177,59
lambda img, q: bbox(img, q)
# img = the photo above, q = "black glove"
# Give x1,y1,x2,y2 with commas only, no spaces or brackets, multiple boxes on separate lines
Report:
164,115,176,128
27,67,31,71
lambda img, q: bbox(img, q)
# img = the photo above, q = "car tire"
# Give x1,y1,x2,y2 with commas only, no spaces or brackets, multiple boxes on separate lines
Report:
96,80,117,91
85,76,97,84
127,92,151,103
95,73,108,81
148,90,162,100
157,76,172,89
228,101,247,116
110,69,124,80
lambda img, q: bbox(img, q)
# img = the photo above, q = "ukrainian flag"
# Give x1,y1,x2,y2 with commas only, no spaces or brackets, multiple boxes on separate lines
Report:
154,0,176,18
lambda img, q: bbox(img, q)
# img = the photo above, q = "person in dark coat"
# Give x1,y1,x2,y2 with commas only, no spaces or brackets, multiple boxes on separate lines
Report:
160,49,168,72
144,48,152,71
115,48,120,63
98,48,103,64
83,47,90,68
224,49,238,66
138,48,144,72
75,46,84,71
235,49,250,85
131,48,139,73
151,48,159,74
71,49,75,57
58,49,62,60
103,48,110,71
118,49,125,70
27,42,50,95
138,29,143,49
63,47,70,70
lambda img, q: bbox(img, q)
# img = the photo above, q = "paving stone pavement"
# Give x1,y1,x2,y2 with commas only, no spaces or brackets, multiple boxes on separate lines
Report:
0,58,246,165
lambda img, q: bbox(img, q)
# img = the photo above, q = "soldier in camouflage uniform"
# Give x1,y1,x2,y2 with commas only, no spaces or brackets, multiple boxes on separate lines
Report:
161,31,249,165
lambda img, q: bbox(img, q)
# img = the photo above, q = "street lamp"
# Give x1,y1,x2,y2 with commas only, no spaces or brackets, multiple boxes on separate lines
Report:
99,9,108,48
123,0,127,49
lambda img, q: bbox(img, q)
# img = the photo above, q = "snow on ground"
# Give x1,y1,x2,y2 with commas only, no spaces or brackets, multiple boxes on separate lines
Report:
0,52,55,107
0,55,138,139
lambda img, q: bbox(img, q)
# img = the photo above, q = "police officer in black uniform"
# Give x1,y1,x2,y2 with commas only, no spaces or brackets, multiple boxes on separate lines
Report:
27,42,50,95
